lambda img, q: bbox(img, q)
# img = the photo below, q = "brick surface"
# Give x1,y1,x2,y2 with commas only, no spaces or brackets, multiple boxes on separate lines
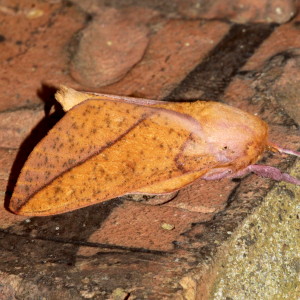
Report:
224,11,300,126
70,7,152,87
99,18,230,99
0,109,44,149
72,0,297,24
84,201,211,252
166,178,237,214
0,0,299,299
0,0,85,111
178,0,296,23
241,11,300,71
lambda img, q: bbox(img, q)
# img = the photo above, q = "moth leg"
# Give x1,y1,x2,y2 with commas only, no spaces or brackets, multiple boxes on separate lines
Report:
123,191,179,205
213,163,300,185
238,165,300,185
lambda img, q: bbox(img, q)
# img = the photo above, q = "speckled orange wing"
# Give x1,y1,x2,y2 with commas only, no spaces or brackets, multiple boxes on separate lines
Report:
9,99,221,216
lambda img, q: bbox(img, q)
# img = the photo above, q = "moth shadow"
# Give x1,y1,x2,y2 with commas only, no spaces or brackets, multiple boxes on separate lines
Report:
4,84,65,210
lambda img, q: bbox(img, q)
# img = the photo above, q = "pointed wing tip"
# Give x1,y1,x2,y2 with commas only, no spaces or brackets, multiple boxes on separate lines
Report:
8,193,40,216
8,199,26,215
8,204,22,215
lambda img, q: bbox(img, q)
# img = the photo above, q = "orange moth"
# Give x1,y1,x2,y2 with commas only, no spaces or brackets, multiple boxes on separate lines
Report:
9,86,300,216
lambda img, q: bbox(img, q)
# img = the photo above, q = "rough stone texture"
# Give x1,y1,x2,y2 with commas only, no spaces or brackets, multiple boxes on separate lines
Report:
0,271,75,299
211,161,300,299
70,7,151,87
0,0,299,299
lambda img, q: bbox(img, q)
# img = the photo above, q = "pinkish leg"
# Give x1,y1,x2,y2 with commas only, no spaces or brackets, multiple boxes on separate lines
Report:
245,165,300,185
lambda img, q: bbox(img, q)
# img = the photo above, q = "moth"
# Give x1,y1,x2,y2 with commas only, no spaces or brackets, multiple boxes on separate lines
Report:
9,86,300,216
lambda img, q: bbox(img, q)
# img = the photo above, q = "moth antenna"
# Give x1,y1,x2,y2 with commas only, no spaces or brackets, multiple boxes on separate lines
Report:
267,142,300,157
276,147,300,157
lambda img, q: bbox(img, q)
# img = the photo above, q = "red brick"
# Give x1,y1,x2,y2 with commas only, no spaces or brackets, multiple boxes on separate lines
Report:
99,19,230,99
242,13,300,71
0,148,27,227
178,0,296,23
83,201,212,251
224,12,300,126
0,0,85,111
0,148,17,201
73,0,297,24
70,7,152,87
166,178,237,214
0,109,44,148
